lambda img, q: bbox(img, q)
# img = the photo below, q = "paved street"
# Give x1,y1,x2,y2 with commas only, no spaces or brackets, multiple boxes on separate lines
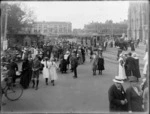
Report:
2,43,146,113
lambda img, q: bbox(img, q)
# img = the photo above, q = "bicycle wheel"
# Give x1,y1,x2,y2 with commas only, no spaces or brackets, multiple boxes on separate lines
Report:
5,84,23,101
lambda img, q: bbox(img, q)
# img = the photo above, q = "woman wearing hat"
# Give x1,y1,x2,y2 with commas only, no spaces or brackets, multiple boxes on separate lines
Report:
126,76,144,112
118,53,127,80
41,57,50,85
108,76,128,112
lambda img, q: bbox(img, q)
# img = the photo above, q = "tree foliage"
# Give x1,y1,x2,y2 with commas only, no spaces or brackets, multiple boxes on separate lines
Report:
1,3,36,35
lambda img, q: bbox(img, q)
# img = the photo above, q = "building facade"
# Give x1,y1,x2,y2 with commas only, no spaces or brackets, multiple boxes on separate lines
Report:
23,21,72,36
127,1,149,41
83,21,128,37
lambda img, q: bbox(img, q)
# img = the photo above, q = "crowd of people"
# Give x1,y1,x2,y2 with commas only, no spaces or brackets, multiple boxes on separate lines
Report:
1,37,148,112
1,39,88,90
108,48,148,112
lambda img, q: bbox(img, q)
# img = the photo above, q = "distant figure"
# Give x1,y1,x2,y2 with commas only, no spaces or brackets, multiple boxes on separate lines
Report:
97,54,104,75
92,54,98,75
130,40,135,51
41,57,50,85
70,52,78,78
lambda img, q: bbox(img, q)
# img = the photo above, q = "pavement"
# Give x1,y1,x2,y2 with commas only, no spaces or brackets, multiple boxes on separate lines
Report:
1,43,146,113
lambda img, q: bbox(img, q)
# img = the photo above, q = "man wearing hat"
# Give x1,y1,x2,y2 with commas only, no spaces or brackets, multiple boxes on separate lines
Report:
108,76,128,112
70,52,78,78
126,76,144,112
124,52,136,78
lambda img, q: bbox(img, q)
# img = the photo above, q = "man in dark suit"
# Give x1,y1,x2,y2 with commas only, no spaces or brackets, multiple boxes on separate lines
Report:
124,52,136,78
108,76,128,112
70,52,78,78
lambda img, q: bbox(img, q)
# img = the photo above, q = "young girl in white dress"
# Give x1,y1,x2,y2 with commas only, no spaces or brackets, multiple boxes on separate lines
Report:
48,58,58,86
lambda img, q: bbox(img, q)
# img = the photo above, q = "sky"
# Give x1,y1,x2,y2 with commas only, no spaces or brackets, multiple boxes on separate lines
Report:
5,1,129,29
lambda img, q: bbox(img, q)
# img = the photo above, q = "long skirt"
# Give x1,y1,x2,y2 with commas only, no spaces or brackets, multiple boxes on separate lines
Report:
20,70,30,89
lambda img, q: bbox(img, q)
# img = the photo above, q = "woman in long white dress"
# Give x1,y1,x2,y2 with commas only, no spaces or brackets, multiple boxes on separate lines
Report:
41,57,50,85
118,54,127,80
48,58,58,86
143,51,148,78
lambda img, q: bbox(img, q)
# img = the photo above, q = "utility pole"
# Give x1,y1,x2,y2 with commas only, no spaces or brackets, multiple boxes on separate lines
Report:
4,7,8,41
3,6,9,50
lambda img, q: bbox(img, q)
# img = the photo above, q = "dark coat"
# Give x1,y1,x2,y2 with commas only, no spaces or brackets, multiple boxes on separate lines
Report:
20,60,30,89
133,58,141,78
124,56,136,76
126,87,143,112
59,59,67,72
130,42,135,51
70,56,78,68
97,57,104,70
8,61,18,77
108,84,128,112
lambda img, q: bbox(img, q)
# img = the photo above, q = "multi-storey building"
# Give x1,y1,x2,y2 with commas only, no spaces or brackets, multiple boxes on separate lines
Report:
127,1,149,41
83,21,128,37
28,21,72,36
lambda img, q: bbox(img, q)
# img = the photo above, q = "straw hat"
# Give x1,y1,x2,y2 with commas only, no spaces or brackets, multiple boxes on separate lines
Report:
132,53,138,59
113,76,124,83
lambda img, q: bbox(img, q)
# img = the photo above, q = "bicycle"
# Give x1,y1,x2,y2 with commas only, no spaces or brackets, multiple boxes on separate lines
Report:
1,75,23,101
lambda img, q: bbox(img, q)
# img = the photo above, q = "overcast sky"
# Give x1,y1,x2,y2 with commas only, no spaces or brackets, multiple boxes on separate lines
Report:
6,1,129,29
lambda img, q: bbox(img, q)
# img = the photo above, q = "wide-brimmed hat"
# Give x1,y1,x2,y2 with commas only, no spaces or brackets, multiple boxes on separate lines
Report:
113,76,124,83
132,53,138,59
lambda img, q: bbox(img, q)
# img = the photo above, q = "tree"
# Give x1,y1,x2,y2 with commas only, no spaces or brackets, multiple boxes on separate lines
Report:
1,3,36,35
